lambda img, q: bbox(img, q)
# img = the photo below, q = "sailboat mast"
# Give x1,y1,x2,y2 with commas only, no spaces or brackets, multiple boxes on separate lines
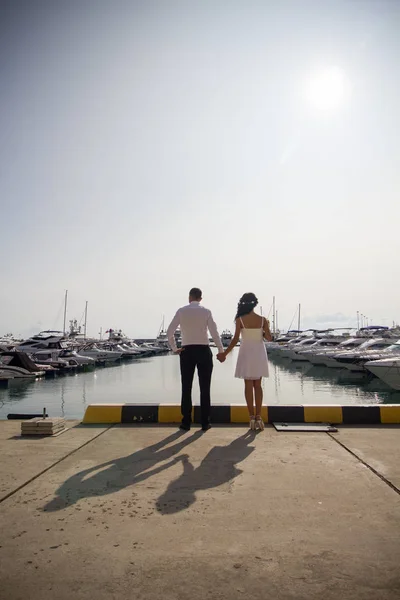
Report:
298,303,301,332
84,301,88,338
272,296,276,337
63,290,68,335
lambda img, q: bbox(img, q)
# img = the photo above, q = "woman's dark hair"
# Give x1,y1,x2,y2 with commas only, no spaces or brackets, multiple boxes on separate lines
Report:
235,292,258,319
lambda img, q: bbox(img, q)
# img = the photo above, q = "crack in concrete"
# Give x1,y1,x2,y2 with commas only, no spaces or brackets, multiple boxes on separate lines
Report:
327,433,400,496
0,425,115,505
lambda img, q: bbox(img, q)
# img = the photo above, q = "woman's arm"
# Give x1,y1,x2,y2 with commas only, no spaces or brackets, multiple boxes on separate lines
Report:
263,318,273,341
223,319,241,356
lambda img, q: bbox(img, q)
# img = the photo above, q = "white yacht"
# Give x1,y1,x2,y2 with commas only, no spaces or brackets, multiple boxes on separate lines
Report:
365,357,400,390
17,331,66,353
283,337,323,360
32,349,95,366
0,370,15,381
290,338,346,362
0,336,21,351
333,339,396,372
265,331,304,353
156,317,170,348
140,342,169,355
119,343,147,357
221,330,233,347
0,351,46,379
78,344,122,363
101,343,142,358
337,340,400,373
307,338,367,367
174,328,182,348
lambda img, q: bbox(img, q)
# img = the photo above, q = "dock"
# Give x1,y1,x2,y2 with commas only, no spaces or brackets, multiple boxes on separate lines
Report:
0,421,399,599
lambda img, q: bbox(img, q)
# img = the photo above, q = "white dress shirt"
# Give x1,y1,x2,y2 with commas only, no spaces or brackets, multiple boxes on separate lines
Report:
167,302,223,353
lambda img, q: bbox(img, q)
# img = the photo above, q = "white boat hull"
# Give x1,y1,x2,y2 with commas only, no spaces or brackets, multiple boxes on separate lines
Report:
80,350,122,363
308,354,331,366
320,357,343,368
339,362,366,372
0,366,44,379
0,370,15,380
365,360,400,390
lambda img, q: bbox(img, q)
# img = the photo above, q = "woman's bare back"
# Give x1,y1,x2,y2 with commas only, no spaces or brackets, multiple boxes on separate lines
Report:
239,311,264,329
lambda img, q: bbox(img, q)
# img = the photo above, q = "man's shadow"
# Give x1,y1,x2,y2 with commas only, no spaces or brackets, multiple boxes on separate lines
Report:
43,430,202,512
156,430,257,514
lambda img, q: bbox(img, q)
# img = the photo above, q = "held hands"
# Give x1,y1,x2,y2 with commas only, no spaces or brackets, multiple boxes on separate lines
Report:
174,348,184,355
216,352,226,363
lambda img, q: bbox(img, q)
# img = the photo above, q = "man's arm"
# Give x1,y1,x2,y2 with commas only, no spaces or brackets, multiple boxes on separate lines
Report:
166,310,180,353
207,311,224,353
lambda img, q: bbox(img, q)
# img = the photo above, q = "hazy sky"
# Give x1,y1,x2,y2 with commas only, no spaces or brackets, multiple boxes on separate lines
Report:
1,0,399,339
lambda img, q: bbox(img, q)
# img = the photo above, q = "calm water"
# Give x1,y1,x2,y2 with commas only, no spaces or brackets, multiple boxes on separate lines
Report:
1,349,399,420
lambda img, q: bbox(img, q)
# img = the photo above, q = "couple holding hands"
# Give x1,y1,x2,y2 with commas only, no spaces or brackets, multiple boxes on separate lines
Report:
167,288,272,432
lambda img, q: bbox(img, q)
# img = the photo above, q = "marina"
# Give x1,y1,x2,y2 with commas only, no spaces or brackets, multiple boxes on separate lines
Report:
1,342,400,420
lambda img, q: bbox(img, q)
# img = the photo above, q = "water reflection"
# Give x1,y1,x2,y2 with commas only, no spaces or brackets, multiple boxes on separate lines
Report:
269,354,400,405
0,350,399,420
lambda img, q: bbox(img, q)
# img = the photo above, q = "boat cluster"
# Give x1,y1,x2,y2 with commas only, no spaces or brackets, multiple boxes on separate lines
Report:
266,326,400,391
0,329,170,381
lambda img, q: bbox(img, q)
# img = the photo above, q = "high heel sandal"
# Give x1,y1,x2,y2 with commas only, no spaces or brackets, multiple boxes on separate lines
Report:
249,416,256,430
255,416,265,431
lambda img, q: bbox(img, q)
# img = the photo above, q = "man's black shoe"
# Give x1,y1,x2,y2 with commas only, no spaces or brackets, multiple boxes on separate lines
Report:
201,424,212,432
179,424,191,432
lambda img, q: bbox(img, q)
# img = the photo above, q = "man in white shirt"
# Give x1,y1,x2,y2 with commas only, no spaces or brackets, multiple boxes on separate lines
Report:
167,287,224,431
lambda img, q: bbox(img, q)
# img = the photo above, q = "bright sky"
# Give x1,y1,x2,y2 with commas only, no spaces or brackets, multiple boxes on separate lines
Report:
1,0,399,339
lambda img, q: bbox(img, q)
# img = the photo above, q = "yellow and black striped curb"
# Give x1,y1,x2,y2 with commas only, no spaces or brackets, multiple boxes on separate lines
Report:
82,404,400,424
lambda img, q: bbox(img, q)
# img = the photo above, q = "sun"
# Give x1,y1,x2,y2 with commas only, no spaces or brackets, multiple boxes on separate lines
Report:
304,67,346,111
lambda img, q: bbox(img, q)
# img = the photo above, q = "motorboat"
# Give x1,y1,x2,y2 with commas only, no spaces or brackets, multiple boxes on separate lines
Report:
0,336,21,351
334,340,400,373
291,338,345,362
283,337,326,360
333,339,396,372
174,328,182,348
275,336,313,358
101,343,142,359
31,349,94,368
119,343,148,357
59,349,96,365
17,331,67,354
265,331,304,353
0,351,46,378
78,344,122,363
364,357,400,390
221,330,233,347
116,344,143,358
307,338,367,366
0,369,15,381
125,341,154,358
140,342,169,355
156,329,170,348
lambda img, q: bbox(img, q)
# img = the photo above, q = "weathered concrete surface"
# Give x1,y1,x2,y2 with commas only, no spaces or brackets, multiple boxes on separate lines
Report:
0,424,399,600
330,425,400,490
0,421,111,501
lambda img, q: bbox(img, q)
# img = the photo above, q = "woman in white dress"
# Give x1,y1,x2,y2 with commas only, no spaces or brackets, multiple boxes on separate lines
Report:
220,293,272,430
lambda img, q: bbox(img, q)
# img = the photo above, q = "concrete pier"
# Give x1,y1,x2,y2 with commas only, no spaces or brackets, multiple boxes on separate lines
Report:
0,421,399,599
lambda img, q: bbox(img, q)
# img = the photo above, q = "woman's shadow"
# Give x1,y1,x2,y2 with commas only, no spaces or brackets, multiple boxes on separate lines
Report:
43,430,202,512
156,430,256,514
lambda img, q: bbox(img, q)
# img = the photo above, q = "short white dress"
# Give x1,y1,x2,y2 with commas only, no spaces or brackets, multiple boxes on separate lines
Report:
234,317,269,380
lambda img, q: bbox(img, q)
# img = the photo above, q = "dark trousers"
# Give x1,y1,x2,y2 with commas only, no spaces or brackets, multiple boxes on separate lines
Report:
180,345,213,426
